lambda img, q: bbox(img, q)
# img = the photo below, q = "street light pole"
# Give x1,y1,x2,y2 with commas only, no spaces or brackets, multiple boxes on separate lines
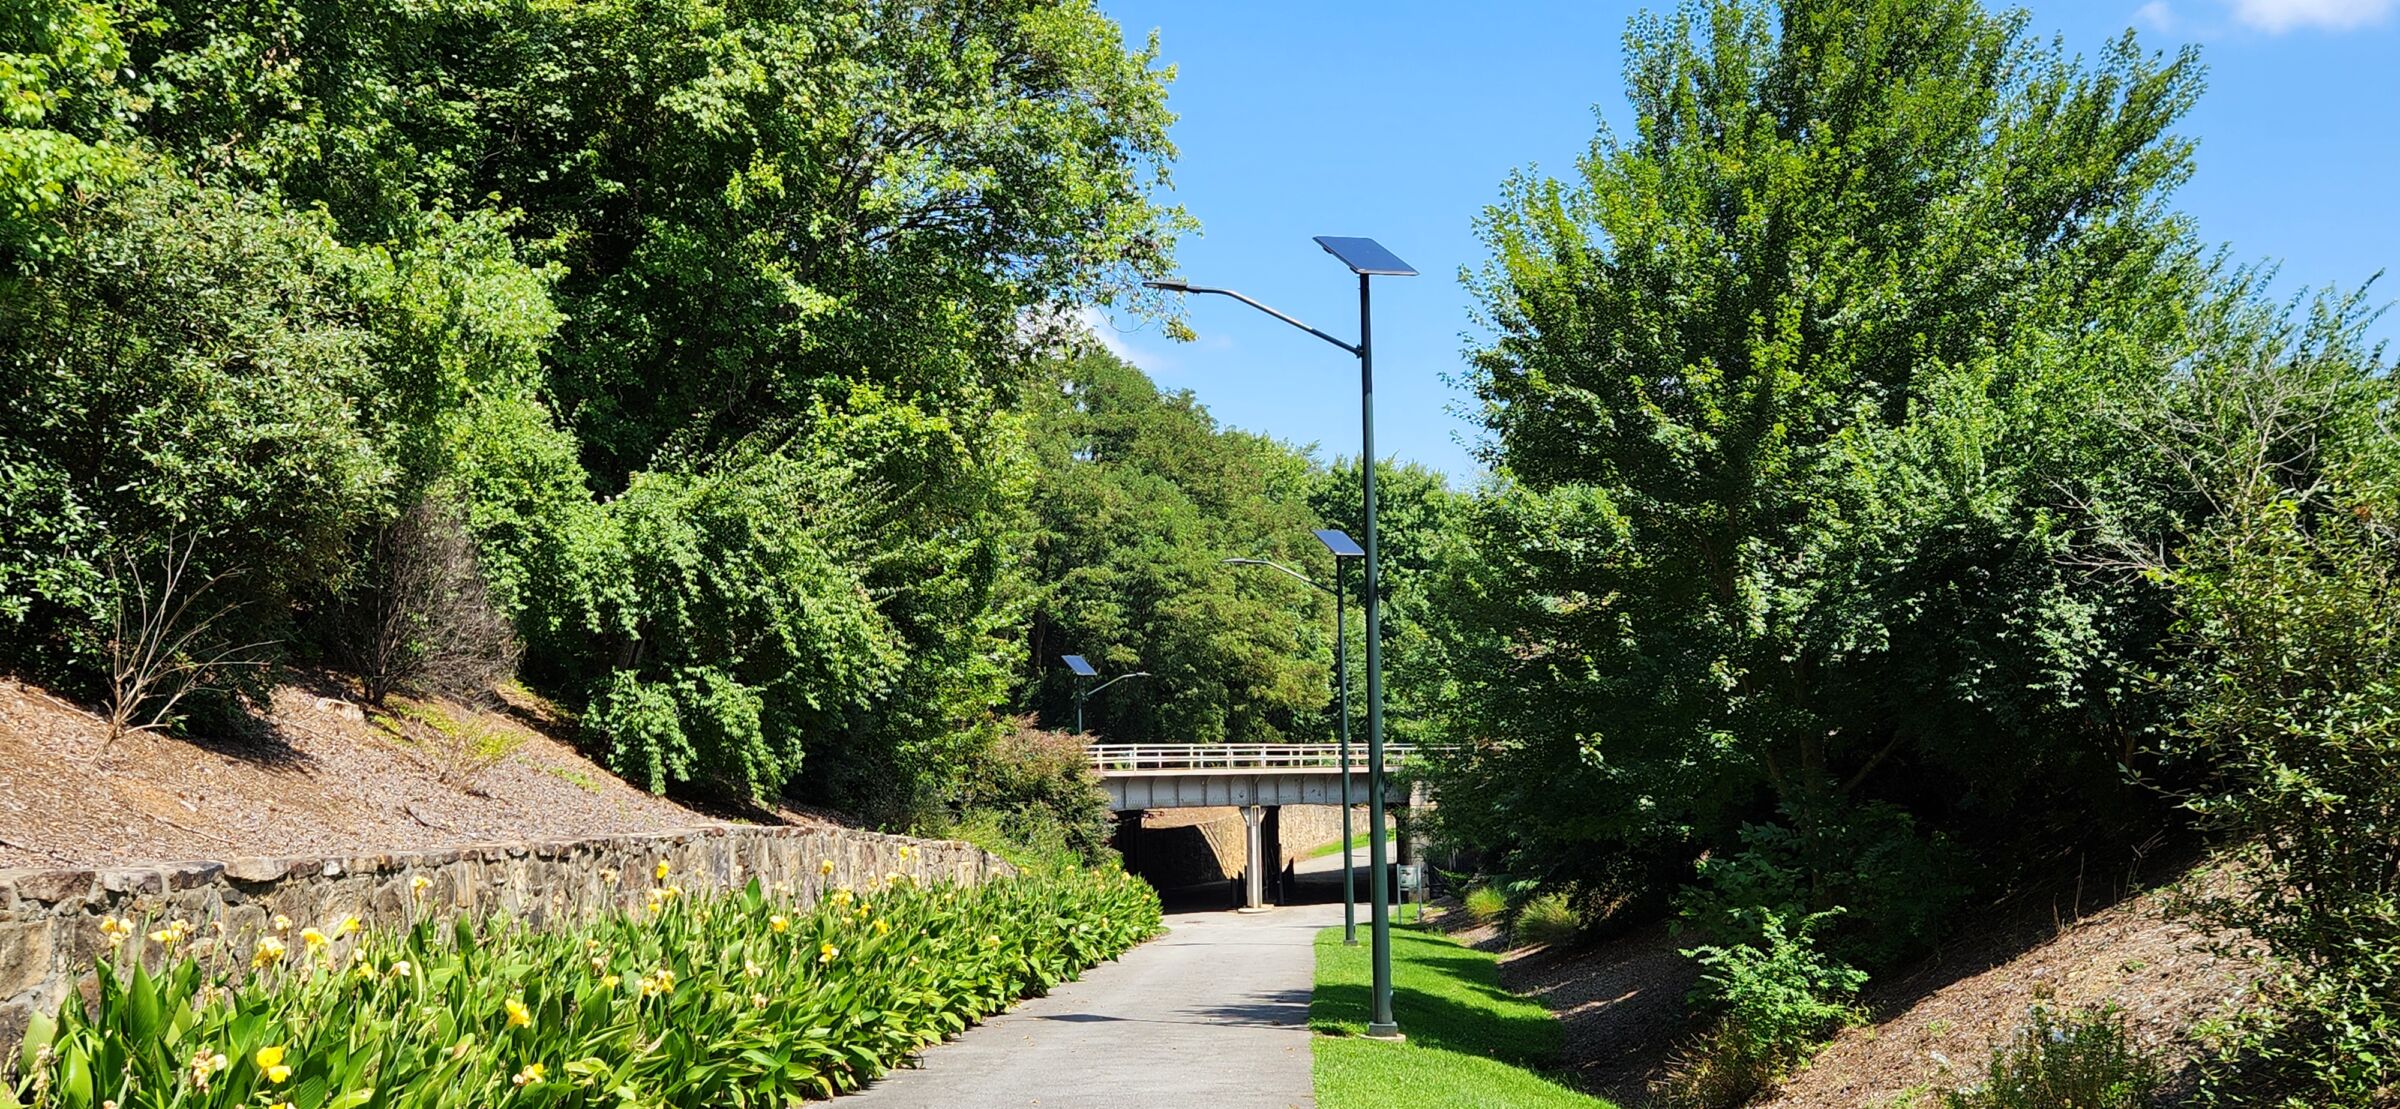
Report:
1222,529,1364,946
1351,270,1402,1038
1060,655,1146,736
1146,236,1414,1040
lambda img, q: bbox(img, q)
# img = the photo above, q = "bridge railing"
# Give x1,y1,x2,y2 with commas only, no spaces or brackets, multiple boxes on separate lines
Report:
1085,743,1421,773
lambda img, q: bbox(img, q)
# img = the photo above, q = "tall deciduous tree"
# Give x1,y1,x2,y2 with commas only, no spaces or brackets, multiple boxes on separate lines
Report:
1445,0,2208,932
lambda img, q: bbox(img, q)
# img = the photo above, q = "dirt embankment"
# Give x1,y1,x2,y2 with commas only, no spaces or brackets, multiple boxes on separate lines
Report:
1451,854,2255,1108
0,675,828,871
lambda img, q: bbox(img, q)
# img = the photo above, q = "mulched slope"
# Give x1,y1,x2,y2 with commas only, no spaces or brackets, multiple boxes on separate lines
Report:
1757,871,2253,1108
1456,859,2256,1109
0,675,822,871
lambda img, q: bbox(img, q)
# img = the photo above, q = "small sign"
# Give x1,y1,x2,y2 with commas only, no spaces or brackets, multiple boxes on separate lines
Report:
1396,863,1423,893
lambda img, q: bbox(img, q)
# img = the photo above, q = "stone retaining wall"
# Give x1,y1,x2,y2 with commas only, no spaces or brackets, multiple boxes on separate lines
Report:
0,824,1011,1058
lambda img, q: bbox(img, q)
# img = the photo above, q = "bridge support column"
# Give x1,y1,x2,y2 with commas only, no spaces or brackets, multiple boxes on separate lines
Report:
1239,805,1267,913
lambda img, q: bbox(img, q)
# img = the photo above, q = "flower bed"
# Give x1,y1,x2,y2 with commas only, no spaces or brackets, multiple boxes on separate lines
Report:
5,862,1160,1107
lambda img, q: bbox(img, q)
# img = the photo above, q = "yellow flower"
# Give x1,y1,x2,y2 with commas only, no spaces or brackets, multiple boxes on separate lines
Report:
599,974,620,990
511,1062,546,1087
752,992,769,1010
818,858,836,877
664,885,683,900
300,928,328,953
654,861,671,881
818,943,839,965
875,918,890,936
645,888,667,913
334,915,362,938
272,914,292,932
984,934,1000,947
255,1045,290,1083
410,875,432,898
388,959,413,978
148,920,192,945
768,914,789,934
830,889,853,907
504,997,532,1028
744,960,762,979
99,916,132,940
252,935,287,968
898,845,915,862
269,1103,292,1109
885,871,907,887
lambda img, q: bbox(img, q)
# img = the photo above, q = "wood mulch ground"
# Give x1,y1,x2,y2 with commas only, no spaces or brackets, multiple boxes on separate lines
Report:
1446,851,2256,1108
0,674,829,871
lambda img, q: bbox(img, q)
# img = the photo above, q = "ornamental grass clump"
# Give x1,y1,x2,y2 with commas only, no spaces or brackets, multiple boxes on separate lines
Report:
4,867,1160,1108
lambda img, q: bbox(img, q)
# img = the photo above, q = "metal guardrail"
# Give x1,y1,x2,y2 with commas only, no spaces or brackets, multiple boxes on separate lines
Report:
1085,743,1421,773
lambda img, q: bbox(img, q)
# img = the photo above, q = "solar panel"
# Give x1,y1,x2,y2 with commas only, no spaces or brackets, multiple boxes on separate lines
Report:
1314,528,1366,558
1313,236,1417,277
1061,654,1099,677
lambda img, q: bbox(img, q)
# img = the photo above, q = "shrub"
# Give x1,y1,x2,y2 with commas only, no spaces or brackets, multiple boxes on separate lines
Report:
1464,885,1509,925
6,866,1162,1107
1514,892,1581,948
948,719,1115,865
2160,442,2400,1104
1679,799,1967,971
1944,1004,2164,1109
374,701,524,790
0,175,395,691
1657,910,1866,1108
335,496,521,707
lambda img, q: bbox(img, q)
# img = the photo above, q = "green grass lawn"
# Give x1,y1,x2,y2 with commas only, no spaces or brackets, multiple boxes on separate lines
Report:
1310,922,1619,1109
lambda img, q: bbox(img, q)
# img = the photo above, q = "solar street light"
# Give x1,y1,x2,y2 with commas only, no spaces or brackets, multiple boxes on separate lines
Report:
1146,240,1416,1039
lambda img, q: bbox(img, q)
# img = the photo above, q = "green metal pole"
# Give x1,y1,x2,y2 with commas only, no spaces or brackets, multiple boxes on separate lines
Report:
1358,273,1398,1039
1337,555,1357,946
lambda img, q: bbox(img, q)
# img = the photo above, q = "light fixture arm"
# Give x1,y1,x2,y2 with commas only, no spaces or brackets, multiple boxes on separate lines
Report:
1086,671,1150,697
1146,282,1360,357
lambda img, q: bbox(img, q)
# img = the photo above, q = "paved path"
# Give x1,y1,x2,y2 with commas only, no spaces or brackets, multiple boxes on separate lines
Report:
845,903,1338,1108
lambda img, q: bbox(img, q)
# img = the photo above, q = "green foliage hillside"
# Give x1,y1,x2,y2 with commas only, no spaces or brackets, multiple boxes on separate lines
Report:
1426,1,2398,1103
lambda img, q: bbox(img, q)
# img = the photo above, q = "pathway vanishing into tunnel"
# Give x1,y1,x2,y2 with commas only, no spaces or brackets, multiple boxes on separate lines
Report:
844,903,1338,1108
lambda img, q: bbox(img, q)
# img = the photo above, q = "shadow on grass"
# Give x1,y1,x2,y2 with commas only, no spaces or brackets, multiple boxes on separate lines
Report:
1312,928,1563,1068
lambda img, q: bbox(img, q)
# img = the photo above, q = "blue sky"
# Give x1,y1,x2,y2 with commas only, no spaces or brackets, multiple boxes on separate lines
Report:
1087,0,2400,483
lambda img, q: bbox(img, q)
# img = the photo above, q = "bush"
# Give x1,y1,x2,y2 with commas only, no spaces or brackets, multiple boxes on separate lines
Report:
0,175,396,691
1945,1004,2164,1109
1679,799,1967,971
2154,358,2400,1105
948,719,1115,866
1514,892,1581,948
7,866,1161,1107
1463,885,1509,925
1657,910,1866,1108
335,496,521,706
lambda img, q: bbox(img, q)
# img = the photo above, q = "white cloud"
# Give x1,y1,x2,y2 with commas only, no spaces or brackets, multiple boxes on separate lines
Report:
1074,305,1177,375
2229,0,2396,32
2137,0,2178,30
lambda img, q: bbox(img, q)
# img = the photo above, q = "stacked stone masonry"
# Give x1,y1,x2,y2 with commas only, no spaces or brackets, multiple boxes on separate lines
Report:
0,824,1011,1061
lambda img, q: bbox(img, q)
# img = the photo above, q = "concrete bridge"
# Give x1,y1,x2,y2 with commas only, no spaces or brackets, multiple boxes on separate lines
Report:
1089,744,1422,911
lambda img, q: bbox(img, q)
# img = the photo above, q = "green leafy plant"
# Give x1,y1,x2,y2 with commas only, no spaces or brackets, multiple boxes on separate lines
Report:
1679,800,1967,971
1943,1004,2164,1109
1659,910,1867,1108
4,864,1161,1108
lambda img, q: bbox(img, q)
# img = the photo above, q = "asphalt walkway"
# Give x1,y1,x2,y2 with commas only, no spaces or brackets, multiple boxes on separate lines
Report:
845,902,1338,1108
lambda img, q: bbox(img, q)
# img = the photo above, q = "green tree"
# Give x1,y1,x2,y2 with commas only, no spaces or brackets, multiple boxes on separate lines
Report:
1445,0,2206,947
1024,348,1336,743
2141,289,2398,1107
